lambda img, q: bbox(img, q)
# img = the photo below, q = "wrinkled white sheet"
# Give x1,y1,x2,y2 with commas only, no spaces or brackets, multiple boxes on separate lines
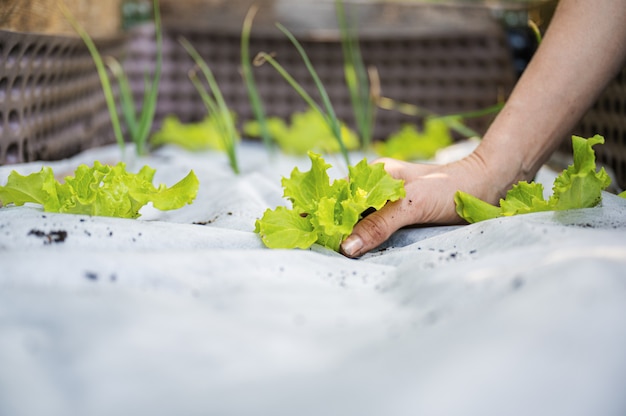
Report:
1,142,625,416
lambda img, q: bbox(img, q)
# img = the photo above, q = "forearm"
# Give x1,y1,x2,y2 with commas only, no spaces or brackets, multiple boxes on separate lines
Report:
475,0,626,197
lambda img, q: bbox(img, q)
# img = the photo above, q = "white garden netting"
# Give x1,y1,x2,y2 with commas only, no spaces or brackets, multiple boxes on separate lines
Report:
1,141,625,416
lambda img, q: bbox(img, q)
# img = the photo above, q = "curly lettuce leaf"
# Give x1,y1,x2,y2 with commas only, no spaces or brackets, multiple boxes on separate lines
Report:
0,161,199,218
151,114,238,151
549,134,610,209
255,152,405,251
0,167,59,210
374,118,453,161
254,206,317,249
455,135,611,223
243,108,359,155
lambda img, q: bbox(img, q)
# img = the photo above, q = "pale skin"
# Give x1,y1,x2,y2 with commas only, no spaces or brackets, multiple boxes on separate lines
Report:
341,0,626,258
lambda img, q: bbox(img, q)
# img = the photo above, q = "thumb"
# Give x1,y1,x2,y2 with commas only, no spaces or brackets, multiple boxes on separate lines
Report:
340,202,405,258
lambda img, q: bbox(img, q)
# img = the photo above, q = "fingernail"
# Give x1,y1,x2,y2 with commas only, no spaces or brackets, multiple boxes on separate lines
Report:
341,235,363,257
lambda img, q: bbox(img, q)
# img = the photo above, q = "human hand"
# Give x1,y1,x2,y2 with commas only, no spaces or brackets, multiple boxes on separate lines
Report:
340,152,502,258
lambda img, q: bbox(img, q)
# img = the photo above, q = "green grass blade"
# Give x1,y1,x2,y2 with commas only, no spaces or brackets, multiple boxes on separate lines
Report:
528,19,543,45
181,37,240,174
275,23,350,166
106,56,139,140
60,2,125,153
241,6,273,152
135,0,163,155
254,53,324,116
336,0,374,151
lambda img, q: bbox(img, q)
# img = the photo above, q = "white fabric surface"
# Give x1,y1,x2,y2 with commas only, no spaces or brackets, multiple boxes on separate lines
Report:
1,142,625,416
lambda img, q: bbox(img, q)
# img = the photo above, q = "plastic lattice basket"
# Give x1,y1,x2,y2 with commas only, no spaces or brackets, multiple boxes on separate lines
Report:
572,67,626,190
124,2,518,142
0,29,125,165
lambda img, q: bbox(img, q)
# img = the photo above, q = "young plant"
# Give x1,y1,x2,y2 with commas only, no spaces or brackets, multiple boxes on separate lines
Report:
455,134,611,223
151,114,237,152
377,95,504,139
243,108,360,155
0,161,199,219
61,0,163,156
374,118,453,161
60,2,124,153
255,152,405,252
180,38,240,174
335,0,376,152
241,5,273,152
109,0,163,156
255,23,351,167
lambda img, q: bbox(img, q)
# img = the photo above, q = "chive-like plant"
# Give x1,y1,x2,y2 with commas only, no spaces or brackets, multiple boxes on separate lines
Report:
335,0,376,153
255,24,351,167
376,96,504,139
241,5,273,153
528,18,543,45
61,0,163,157
179,37,240,174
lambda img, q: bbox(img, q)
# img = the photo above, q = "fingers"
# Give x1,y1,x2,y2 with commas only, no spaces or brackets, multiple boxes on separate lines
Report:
340,200,406,258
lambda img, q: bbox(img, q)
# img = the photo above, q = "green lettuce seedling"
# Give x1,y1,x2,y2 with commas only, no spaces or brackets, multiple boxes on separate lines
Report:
243,108,359,155
374,118,453,161
255,152,405,251
455,135,611,223
0,162,199,219
151,114,239,152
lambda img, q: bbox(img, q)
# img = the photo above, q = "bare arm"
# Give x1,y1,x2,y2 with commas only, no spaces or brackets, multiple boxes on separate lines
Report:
341,0,626,258
475,0,626,189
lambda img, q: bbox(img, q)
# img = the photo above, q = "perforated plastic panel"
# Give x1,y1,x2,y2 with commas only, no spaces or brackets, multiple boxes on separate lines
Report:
0,29,125,165
124,16,516,142
572,67,626,190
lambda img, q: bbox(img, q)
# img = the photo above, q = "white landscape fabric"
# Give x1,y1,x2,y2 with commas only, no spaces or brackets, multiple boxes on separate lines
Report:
1,142,625,416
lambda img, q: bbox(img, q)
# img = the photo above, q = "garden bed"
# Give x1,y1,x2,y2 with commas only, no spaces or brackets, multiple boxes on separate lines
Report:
1,141,626,415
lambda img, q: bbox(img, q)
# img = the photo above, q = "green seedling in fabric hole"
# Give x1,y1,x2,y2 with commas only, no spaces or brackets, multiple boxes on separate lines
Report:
0,162,199,219
254,23,351,167
374,118,453,161
152,113,239,152
180,37,241,174
243,108,359,156
455,135,612,223
62,0,163,157
255,152,405,251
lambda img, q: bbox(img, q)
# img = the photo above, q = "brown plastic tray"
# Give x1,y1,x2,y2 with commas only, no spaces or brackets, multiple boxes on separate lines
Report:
0,29,125,165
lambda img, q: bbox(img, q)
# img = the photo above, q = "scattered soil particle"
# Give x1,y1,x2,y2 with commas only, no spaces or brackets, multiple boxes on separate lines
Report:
194,215,220,225
571,222,596,229
511,276,525,291
28,229,68,244
85,271,98,281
